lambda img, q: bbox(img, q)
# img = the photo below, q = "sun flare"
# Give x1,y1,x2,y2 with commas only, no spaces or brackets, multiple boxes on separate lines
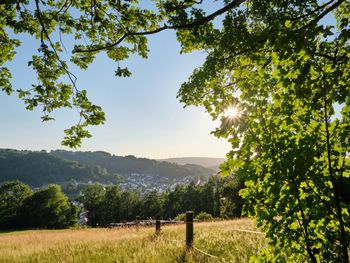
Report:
224,106,240,119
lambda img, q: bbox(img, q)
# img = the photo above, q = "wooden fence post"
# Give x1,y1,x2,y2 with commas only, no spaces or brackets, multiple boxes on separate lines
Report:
135,216,140,230
156,216,161,234
186,211,193,249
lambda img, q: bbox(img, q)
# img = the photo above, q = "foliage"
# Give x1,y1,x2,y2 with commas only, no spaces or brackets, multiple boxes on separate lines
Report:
140,190,164,218
77,184,106,227
194,212,213,221
0,180,33,228
175,0,350,262
78,175,243,226
18,184,77,228
219,175,244,219
0,181,77,229
175,213,186,221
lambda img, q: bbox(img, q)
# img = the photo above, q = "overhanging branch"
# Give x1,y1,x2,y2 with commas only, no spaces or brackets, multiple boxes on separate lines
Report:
74,0,245,53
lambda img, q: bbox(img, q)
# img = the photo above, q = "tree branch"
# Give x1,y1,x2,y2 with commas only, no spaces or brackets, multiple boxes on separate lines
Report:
294,0,345,32
74,0,245,53
35,0,78,90
322,70,349,262
287,0,335,21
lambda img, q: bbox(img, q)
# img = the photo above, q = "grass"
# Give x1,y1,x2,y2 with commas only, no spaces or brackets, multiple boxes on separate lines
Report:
0,218,267,263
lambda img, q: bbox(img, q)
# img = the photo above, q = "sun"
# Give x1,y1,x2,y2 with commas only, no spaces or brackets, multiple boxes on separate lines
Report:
223,106,240,119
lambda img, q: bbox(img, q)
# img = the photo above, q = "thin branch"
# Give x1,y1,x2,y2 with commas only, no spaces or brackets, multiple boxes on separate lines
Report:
75,0,245,53
55,0,70,16
290,177,317,263
322,69,349,262
294,0,345,32
35,0,78,91
59,26,68,53
220,26,274,62
287,0,335,21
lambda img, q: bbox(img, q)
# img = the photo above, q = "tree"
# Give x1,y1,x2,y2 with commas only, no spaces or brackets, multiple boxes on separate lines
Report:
78,183,105,226
200,176,221,217
101,185,122,225
0,180,33,228
219,175,244,218
141,190,163,218
18,184,77,228
163,185,185,219
175,1,350,262
118,190,141,221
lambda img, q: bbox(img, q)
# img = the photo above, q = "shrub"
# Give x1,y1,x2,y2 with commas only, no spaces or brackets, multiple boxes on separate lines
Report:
195,212,213,221
175,213,186,221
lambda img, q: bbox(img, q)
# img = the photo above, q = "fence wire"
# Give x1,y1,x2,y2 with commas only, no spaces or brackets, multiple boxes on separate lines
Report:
159,227,262,261
193,246,221,259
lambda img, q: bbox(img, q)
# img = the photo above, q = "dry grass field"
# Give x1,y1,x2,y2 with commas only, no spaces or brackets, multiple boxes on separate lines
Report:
0,219,267,263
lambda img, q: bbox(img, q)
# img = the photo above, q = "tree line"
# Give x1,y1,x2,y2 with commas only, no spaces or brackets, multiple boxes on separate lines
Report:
0,175,244,229
78,175,244,227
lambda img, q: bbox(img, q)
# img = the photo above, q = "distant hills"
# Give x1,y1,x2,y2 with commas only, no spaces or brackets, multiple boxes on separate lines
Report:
0,149,114,187
0,149,216,194
159,157,226,172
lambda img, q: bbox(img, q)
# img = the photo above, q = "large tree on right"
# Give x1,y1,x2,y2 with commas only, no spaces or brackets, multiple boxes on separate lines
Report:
177,0,350,262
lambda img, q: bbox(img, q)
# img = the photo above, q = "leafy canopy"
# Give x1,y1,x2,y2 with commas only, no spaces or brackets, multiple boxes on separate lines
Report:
1,0,350,260
176,0,350,262
0,180,33,228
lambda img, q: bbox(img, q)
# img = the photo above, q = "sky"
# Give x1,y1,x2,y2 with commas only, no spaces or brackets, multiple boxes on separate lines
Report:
0,26,231,159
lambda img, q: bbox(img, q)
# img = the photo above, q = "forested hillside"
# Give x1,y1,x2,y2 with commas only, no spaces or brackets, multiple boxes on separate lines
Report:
0,149,114,187
51,150,215,181
0,149,216,194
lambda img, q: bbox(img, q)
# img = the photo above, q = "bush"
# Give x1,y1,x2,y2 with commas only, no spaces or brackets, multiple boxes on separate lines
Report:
195,212,213,221
175,213,186,221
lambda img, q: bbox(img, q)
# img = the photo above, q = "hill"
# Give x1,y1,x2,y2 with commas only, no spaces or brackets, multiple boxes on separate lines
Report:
0,149,114,187
51,150,215,180
159,157,226,172
0,149,216,194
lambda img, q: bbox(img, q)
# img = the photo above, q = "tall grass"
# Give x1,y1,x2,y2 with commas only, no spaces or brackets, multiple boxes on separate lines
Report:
0,218,267,263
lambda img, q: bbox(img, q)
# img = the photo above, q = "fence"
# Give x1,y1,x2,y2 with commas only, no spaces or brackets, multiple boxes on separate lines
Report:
108,211,262,259
107,218,184,228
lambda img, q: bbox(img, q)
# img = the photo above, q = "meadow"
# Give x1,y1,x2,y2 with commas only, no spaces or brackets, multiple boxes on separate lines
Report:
0,219,267,263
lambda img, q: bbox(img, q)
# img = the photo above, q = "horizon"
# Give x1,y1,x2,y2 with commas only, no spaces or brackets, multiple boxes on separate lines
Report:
0,147,227,160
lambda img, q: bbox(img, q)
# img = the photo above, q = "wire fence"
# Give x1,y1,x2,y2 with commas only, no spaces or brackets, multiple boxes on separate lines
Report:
109,212,263,261
193,246,221,259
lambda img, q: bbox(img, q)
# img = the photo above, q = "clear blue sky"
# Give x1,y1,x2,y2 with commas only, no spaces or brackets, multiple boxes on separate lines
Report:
0,28,231,159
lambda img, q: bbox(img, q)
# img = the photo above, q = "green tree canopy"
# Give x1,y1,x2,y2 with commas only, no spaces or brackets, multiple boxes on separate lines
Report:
18,184,77,228
176,1,350,262
0,180,33,228
77,183,105,226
